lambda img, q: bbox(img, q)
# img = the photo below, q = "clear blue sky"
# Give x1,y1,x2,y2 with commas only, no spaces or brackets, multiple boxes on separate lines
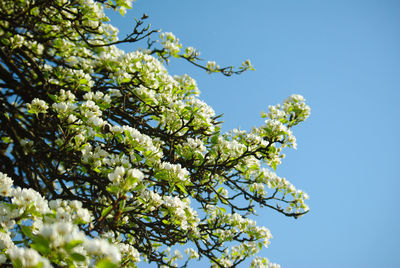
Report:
108,1,400,267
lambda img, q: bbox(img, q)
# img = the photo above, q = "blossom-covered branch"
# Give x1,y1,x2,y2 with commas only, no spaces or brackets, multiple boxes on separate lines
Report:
0,0,310,267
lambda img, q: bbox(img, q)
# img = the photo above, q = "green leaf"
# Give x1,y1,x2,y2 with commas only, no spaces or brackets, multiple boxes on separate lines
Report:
123,206,135,213
1,136,11,143
134,183,145,192
119,199,126,210
121,77,131,83
64,240,83,252
30,7,40,16
4,203,18,210
101,205,113,218
96,259,119,268
20,225,34,240
11,258,23,268
176,184,188,195
271,162,277,171
143,215,152,222
118,7,126,16
70,252,86,262
47,93,57,102
106,185,120,193
34,262,45,268
79,78,88,85
31,236,50,255
168,184,175,193
125,175,137,188
219,207,227,213
1,38,11,46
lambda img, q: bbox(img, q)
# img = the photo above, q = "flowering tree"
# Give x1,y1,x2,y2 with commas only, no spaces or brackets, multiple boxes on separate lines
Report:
0,0,311,267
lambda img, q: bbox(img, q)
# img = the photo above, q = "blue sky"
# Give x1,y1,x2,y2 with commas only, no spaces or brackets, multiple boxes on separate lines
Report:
108,1,400,267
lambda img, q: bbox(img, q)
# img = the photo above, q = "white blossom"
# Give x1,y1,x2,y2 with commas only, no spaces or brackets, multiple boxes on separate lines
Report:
0,172,13,197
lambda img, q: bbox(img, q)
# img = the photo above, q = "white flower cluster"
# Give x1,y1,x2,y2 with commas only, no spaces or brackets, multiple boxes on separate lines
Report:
206,61,219,72
117,242,141,263
241,59,255,71
84,237,121,263
81,100,104,127
179,137,207,160
241,132,270,149
205,205,272,248
0,172,13,196
8,247,51,268
215,136,246,160
12,187,50,215
159,247,185,267
52,90,77,117
48,199,92,224
284,94,310,117
251,257,281,268
266,94,311,127
160,32,182,56
107,166,144,191
260,169,310,213
139,190,200,233
119,125,162,161
27,98,49,115
184,46,200,59
80,144,109,168
158,162,190,183
263,119,296,148
83,91,111,104
211,221,274,267
185,247,200,260
140,190,163,211
9,34,25,49
174,74,200,96
0,172,123,266
163,196,199,232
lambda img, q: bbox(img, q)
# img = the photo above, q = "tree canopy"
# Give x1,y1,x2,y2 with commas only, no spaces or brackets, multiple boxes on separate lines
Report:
0,0,311,267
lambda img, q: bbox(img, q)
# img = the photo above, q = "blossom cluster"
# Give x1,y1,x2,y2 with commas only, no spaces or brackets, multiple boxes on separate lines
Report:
0,172,121,267
160,32,182,57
